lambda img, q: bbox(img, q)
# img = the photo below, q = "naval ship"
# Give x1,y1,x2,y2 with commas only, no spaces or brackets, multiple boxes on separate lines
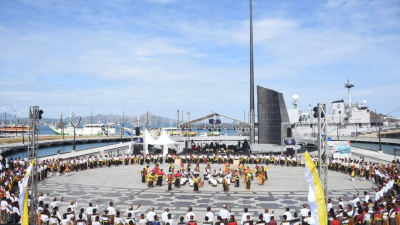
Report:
236,80,393,139
288,80,375,138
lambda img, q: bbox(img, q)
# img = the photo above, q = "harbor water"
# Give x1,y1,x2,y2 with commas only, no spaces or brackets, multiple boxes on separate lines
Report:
3,141,120,159
350,142,400,156
3,125,399,160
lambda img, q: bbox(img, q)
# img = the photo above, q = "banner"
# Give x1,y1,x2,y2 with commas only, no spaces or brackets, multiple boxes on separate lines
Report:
304,151,327,225
19,159,35,225
328,141,351,158
209,119,221,125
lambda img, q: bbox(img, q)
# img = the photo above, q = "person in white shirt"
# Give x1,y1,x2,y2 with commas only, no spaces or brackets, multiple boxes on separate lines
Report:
67,199,79,213
326,199,333,212
65,207,75,221
107,202,116,216
40,209,50,224
113,211,125,225
125,204,141,218
185,206,195,222
205,207,214,223
374,188,381,201
38,192,49,202
86,202,99,218
283,208,293,221
138,213,148,225
50,197,63,209
303,211,315,225
241,208,251,225
162,208,170,225
49,211,60,225
363,209,371,224
263,208,273,223
299,204,310,218
60,213,72,225
166,213,175,225
364,191,370,203
219,205,230,224
147,207,156,222
349,195,360,207
291,212,302,225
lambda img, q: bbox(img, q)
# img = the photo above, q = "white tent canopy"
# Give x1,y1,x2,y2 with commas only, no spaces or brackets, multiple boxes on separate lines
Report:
143,129,157,155
154,131,177,156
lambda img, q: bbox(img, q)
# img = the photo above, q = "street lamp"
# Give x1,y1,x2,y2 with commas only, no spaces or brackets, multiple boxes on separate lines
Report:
91,111,93,136
71,116,81,151
378,125,382,153
120,111,127,143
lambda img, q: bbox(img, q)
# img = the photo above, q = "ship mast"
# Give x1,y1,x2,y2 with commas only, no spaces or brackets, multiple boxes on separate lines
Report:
345,79,354,108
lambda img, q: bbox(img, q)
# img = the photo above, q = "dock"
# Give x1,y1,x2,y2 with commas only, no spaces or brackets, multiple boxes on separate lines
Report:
0,136,135,155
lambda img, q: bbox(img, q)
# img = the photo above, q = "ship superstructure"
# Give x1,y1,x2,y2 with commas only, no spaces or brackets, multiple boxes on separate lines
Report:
288,80,372,138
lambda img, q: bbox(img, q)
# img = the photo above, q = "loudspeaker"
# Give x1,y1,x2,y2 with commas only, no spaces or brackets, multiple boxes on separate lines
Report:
135,127,140,136
286,128,292,137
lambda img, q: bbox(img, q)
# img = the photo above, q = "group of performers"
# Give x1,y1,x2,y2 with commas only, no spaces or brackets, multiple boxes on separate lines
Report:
140,160,270,193
328,158,399,185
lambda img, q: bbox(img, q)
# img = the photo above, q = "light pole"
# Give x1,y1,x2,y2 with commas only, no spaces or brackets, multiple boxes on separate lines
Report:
120,111,127,143
187,112,190,152
71,116,81,151
378,125,382,153
19,119,28,144
91,111,93,135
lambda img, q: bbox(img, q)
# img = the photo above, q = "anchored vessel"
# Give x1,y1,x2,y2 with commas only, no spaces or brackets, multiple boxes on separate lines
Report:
46,113,116,136
288,80,372,138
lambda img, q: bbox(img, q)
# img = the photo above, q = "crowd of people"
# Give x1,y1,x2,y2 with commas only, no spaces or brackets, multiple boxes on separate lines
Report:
1,151,400,224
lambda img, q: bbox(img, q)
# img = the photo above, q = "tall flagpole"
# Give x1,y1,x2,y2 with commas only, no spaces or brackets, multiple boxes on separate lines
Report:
249,0,255,146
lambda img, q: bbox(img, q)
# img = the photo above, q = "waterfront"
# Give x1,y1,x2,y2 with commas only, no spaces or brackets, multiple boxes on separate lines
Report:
2,141,120,159
350,142,400,155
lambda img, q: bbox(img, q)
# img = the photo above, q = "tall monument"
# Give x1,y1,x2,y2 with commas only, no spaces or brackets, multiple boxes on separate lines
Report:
249,0,255,145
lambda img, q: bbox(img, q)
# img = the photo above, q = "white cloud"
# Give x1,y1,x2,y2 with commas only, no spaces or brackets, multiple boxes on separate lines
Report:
1,0,399,118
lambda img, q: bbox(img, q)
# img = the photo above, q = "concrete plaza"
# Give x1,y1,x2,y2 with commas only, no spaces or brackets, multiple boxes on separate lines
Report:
38,161,377,222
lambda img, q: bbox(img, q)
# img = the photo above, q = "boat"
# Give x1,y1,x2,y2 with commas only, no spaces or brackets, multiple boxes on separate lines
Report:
0,102,29,135
287,80,375,138
82,123,116,136
0,124,29,134
236,80,392,139
156,127,197,137
46,113,116,136
121,127,142,136
200,131,220,137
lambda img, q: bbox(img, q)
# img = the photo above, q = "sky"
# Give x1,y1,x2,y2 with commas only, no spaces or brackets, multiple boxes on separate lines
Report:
0,0,399,121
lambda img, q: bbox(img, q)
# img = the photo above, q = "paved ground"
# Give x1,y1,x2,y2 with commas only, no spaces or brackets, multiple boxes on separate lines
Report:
38,161,377,222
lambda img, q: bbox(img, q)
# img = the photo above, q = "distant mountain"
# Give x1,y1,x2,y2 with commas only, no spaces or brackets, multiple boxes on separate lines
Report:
78,112,175,126
0,112,24,124
3,112,176,127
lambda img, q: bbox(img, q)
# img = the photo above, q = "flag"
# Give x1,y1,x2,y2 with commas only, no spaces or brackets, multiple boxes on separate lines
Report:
19,159,35,225
304,151,327,225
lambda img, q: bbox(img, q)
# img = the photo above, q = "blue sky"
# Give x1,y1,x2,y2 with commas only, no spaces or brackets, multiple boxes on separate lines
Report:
1,0,399,120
